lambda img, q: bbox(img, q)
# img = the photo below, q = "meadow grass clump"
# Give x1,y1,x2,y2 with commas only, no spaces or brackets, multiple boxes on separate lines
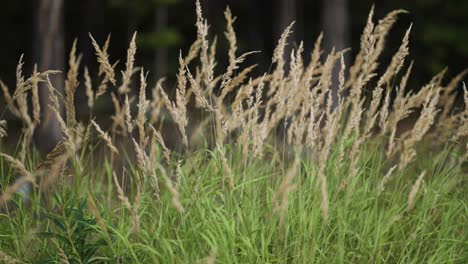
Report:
0,0,466,262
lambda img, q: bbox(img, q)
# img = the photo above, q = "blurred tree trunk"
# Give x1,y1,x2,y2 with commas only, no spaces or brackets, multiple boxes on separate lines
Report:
77,0,100,117
33,0,65,154
79,0,100,69
295,0,304,45
248,0,272,72
321,0,349,107
203,0,226,69
154,4,168,79
203,0,225,33
273,0,297,67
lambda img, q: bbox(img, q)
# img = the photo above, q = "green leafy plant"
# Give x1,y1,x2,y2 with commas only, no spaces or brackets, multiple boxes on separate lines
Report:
38,193,109,263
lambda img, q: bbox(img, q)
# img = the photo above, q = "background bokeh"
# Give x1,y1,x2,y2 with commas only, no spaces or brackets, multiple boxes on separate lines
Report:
1,0,467,82
0,0,467,145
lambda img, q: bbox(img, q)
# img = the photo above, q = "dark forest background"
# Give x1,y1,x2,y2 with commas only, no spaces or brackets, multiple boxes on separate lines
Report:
0,0,467,149
1,0,467,84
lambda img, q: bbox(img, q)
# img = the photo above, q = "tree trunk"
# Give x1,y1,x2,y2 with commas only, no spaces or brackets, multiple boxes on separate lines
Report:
321,0,349,107
248,0,271,73
203,0,225,34
33,0,65,155
154,4,168,79
79,0,100,69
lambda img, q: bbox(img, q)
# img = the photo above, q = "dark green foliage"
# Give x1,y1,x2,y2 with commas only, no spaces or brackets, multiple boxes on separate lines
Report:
37,193,109,263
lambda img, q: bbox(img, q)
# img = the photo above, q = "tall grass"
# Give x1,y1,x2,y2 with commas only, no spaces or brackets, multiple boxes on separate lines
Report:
0,1,466,262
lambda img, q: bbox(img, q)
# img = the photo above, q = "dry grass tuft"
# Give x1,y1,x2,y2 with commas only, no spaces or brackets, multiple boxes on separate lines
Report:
407,170,426,211
217,145,234,189
159,55,189,148
112,171,140,234
64,39,82,127
378,165,398,195
272,155,301,226
0,120,7,138
84,66,94,109
0,153,35,208
0,251,24,264
57,247,70,264
118,32,138,94
158,164,184,213
149,124,171,163
136,69,149,147
91,120,119,154
89,34,116,86
87,194,108,235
